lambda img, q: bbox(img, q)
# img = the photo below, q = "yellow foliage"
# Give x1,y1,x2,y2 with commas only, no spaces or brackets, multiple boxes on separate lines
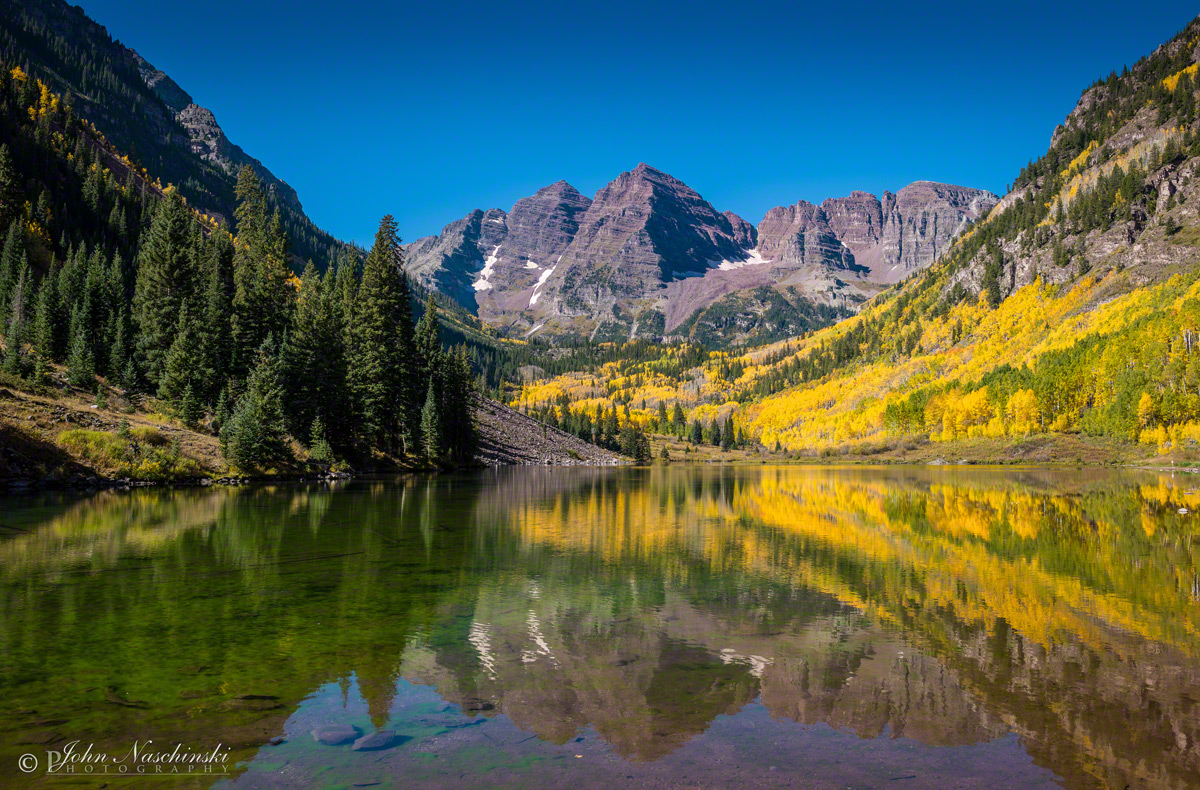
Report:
1163,62,1199,91
1060,140,1098,179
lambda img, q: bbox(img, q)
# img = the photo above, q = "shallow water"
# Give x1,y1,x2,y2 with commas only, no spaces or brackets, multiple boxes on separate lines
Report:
1,465,1198,789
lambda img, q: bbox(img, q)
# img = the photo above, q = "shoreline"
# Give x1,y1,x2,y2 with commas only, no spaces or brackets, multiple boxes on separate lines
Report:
4,457,1197,496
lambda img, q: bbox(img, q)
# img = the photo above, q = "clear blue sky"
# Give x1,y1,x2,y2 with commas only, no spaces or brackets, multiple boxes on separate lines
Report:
81,0,1199,246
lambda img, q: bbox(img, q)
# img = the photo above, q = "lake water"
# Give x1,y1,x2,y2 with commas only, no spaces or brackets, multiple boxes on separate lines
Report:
1,465,1199,789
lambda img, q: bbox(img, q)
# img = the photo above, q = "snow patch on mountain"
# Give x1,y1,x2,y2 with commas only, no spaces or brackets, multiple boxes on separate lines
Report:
713,247,772,271
473,245,502,291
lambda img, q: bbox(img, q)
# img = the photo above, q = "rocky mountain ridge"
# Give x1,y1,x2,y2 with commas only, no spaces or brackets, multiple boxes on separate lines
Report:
405,165,997,344
408,165,998,340
131,51,305,218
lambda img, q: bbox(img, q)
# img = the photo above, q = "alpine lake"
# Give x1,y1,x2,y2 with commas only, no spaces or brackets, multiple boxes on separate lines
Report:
2,465,1199,789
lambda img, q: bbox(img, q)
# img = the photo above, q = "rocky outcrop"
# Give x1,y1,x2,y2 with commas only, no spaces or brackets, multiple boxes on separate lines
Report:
816,184,999,282
526,164,754,338
724,211,758,249
131,51,192,112
880,182,998,281
477,182,591,325
131,51,305,218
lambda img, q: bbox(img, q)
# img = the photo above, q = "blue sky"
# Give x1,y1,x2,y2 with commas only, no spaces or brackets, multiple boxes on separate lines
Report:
83,0,1199,246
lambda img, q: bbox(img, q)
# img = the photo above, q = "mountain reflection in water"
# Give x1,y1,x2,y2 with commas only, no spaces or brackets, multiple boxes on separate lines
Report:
1,466,1198,789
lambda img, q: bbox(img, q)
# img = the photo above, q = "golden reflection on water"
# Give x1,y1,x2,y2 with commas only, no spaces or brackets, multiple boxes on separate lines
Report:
1,466,1198,789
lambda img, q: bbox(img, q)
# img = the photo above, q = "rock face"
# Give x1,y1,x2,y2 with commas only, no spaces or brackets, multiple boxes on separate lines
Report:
405,164,998,343
756,201,861,274
405,182,591,316
406,208,508,311
132,51,304,217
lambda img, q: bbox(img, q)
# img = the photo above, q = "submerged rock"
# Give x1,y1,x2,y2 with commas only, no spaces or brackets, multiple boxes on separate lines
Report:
218,697,281,712
350,730,396,751
312,725,359,745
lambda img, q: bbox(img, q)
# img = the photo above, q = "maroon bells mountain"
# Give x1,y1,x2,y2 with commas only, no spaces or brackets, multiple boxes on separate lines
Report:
404,164,998,344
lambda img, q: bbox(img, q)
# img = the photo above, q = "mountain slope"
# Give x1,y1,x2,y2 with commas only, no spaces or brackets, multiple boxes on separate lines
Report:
407,165,995,345
0,0,341,264
511,14,1200,462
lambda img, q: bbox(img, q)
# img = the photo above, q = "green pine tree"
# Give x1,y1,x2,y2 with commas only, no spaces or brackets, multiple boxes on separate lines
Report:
347,215,415,454
308,416,335,464
284,262,346,442
420,379,443,463
178,384,201,427
0,144,21,229
415,293,442,376
66,302,95,389
721,416,735,450
134,191,198,384
220,337,290,471
158,302,208,415
202,232,235,395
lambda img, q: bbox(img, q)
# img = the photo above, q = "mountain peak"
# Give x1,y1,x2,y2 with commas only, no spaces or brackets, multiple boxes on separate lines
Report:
535,180,584,198
628,162,678,182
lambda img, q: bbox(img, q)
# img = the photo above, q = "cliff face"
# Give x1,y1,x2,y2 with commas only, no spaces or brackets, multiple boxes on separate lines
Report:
405,165,997,344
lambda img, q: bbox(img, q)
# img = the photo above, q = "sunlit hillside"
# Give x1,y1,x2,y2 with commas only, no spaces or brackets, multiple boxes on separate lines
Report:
512,18,1200,460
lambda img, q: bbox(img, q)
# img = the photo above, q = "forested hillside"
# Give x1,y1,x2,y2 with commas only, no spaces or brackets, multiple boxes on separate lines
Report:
0,0,342,265
0,62,480,479
510,16,1200,463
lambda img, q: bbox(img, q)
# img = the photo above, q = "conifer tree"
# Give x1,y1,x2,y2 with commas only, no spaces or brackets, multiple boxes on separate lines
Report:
202,232,235,394
134,191,197,384
66,301,95,389
415,294,442,376
158,302,208,415
178,384,201,427
421,379,442,463
0,221,23,323
721,417,735,450
31,274,57,381
284,262,346,440
230,168,292,371
983,244,1004,309
1,258,28,376
108,306,132,388
0,144,20,229
348,215,413,454
221,336,289,470
441,345,478,464
308,416,334,463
